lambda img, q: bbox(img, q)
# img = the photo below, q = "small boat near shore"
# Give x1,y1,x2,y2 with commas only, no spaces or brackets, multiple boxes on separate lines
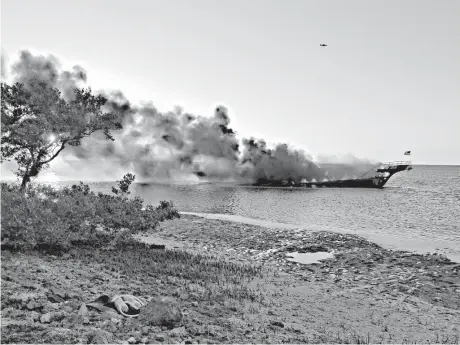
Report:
253,161,412,189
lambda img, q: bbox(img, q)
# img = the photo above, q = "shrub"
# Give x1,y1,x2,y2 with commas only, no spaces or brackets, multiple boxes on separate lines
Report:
0,175,180,253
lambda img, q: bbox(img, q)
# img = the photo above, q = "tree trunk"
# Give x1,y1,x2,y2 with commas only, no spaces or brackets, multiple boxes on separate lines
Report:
20,175,31,192
20,164,40,192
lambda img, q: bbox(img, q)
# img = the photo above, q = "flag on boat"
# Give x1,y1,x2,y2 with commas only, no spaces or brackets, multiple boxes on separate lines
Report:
404,150,411,155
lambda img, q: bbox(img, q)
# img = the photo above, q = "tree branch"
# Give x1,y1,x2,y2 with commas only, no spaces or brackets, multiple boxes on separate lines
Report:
39,140,68,165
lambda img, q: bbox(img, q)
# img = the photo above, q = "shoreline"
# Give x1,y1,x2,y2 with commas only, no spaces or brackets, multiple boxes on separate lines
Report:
2,214,460,344
180,211,460,263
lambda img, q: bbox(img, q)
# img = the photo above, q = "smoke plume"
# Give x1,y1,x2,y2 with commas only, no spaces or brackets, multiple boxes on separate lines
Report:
11,50,87,100
240,139,324,183
4,50,376,183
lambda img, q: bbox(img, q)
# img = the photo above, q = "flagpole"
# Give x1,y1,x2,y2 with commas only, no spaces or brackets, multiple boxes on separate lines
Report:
404,150,412,165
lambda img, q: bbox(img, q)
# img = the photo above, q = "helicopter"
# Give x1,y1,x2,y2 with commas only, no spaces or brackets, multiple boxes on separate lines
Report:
320,44,327,47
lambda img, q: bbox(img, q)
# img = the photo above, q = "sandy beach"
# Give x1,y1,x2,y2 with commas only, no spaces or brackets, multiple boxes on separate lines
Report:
2,214,460,344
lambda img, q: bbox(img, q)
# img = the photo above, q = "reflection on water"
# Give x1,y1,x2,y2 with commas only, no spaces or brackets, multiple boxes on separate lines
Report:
286,252,335,265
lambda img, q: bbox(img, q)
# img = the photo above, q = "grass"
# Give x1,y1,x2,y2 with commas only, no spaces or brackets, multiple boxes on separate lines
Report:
70,244,266,304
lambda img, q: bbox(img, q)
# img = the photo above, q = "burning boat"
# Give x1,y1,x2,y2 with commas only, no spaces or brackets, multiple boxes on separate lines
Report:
253,161,412,189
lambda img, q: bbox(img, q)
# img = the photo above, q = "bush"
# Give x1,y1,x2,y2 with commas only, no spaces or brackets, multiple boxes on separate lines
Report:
0,175,180,253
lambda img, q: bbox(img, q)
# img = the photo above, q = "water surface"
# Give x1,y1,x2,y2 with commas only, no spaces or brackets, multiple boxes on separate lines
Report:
42,165,460,261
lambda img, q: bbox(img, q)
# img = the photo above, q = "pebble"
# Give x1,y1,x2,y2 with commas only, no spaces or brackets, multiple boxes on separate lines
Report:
26,301,38,310
89,287,98,294
62,305,74,313
271,321,284,328
30,311,41,322
170,326,187,337
156,334,166,341
92,329,110,344
127,336,137,344
78,304,88,316
40,312,53,324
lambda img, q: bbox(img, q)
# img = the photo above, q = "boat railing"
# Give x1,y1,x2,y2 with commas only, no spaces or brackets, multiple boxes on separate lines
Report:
379,161,411,167
382,161,411,165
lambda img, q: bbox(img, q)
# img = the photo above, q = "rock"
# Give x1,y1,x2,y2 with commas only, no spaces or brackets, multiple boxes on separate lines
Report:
10,292,39,305
30,311,41,322
141,337,149,344
156,334,166,341
137,297,183,329
91,329,111,344
64,313,85,325
102,319,118,333
179,293,189,300
78,304,88,316
89,287,98,294
40,312,65,323
48,303,60,311
127,336,137,344
271,321,284,328
141,326,150,335
67,290,82,300
68,299,82,310
170,326,186,337
26,300,44,311
47,290,66,303
62,305,74,313
41,327,76,343
40,313,53,324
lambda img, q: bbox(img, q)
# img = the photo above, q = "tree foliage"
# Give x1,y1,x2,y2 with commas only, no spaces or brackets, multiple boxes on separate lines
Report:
1,79,122,190
112,173,136,196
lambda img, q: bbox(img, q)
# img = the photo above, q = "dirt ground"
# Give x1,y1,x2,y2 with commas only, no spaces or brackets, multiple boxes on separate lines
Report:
2,214,460,344
152,215,460,343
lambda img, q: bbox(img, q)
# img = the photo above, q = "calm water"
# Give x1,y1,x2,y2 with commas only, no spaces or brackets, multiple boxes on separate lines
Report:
48,165,460,261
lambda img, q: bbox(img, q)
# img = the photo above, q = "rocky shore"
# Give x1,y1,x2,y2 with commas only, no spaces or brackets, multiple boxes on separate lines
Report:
2,214,460,344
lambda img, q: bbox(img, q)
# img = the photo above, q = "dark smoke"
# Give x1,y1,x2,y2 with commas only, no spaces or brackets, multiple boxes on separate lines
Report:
4,50,375,183
11,50,87,100
240,139,325,183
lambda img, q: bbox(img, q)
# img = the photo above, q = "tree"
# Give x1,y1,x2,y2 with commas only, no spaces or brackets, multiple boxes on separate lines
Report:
111,173,136,196
1,78,122,190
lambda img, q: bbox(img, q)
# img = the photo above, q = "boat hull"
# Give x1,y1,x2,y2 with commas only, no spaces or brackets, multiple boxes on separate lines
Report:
254,177,385,189
252,162,411,189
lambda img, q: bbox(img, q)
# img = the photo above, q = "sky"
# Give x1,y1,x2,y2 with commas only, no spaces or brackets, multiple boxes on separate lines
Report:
1,0,459,182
